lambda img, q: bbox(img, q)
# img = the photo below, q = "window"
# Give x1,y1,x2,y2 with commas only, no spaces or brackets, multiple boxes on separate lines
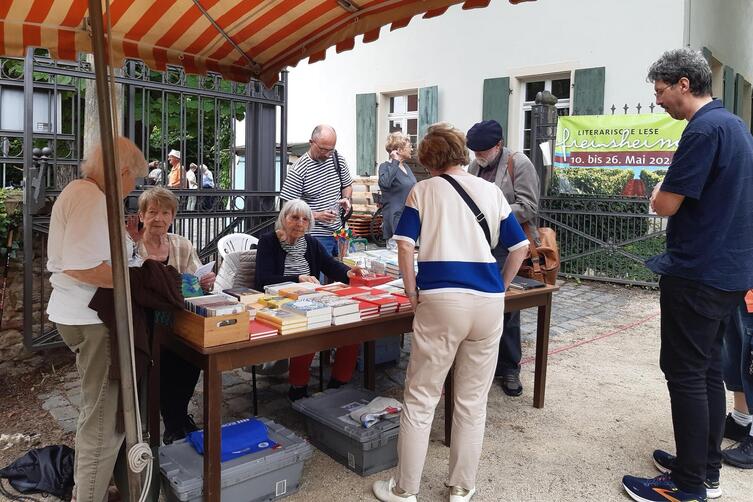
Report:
387,93,418,147
521,77,571,158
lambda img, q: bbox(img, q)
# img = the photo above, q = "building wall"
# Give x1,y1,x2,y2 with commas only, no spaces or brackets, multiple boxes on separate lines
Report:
286,0,685,173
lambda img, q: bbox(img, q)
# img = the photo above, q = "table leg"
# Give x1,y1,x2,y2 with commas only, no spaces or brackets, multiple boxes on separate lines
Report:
533,293,552,409
364,341,376,390
203,357,222,502
444,366,453,447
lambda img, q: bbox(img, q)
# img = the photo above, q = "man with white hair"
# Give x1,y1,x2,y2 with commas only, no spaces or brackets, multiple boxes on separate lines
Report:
166,149,184,189
279,125,352,256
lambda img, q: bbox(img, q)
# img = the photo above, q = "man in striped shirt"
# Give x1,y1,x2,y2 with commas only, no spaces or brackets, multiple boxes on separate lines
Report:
280,125,353,255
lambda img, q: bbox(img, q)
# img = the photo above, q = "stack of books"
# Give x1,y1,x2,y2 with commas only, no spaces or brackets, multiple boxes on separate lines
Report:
263,281,297,295
333,286,372,298
185,294,244,317
258,295,292,309
223,287,264,305
391,293,414,312
255,308,308,335
349,273,393,288
248,319,278,340
316,282,348,293
282,300,332,329
353,294,399,315
317,296,361,325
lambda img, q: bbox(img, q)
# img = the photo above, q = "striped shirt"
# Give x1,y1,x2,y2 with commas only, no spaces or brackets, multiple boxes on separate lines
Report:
279,152,352,237
393,174,528,297
281,236,310,276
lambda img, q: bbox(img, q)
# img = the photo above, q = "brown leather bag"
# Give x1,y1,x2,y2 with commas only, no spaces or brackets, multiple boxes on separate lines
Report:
506,154,560,285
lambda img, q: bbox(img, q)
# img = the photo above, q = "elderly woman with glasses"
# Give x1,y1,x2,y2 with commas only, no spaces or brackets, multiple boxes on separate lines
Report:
255,199,363,401
372,123,528,502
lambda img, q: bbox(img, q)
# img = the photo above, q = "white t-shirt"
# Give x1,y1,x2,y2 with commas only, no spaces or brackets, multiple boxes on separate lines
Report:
46,179,132,325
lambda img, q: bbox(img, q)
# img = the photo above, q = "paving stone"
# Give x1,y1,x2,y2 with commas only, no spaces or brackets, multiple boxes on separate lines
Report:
221,372,244,387
59,418,78,433
49,405,79,422
41,394,69,411
63,380,80,390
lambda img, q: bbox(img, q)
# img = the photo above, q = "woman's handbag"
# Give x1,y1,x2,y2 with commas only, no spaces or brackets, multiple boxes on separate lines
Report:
506,154,560,285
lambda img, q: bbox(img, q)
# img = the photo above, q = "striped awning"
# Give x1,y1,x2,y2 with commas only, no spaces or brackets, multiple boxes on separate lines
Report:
0,0,532,86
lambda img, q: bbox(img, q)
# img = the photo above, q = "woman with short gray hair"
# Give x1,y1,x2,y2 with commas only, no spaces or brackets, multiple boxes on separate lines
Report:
256,199,364,401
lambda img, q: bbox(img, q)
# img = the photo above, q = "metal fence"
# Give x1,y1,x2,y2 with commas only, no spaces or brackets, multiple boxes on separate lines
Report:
1,50,286,350
539,195,666,287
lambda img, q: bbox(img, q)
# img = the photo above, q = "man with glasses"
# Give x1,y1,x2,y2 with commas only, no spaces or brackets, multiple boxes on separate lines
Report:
622,48,753,502
280,124,352,256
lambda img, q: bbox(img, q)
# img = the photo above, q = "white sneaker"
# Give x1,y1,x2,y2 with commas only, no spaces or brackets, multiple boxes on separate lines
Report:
449,486,476,502
372,478,417,502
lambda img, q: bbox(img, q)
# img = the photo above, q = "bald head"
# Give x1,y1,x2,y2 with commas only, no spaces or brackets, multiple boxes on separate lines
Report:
309,124,337,161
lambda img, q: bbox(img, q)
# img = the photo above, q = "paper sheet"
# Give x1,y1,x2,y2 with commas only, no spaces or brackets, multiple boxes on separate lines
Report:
194,260,215,278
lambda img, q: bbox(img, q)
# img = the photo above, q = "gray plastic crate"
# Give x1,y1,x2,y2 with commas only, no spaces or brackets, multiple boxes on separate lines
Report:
292,387,400,476
159,417,312,502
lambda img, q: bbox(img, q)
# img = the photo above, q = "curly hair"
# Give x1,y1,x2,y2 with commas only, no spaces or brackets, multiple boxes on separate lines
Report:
647,48,712,97
417,122,469,172
385,132,411,154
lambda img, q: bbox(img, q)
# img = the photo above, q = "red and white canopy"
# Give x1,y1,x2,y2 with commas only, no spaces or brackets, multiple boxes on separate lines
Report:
1,0,532,85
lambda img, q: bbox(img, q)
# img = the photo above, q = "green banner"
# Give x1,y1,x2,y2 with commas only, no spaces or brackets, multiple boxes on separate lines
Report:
554,114,686,172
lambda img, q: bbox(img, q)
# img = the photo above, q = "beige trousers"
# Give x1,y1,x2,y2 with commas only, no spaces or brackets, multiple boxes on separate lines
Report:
57,323,125,502
396,292,505,495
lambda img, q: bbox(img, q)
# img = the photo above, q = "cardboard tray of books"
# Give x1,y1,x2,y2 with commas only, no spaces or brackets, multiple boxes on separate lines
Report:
174,309,250,347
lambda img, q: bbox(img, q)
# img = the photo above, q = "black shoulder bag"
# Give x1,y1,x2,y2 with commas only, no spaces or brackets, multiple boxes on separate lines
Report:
439,174,491,247
332,150,353,226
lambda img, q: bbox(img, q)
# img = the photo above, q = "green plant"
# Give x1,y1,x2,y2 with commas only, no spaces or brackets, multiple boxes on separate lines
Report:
0,188,23,257
551,168,633,195
640,169,667,195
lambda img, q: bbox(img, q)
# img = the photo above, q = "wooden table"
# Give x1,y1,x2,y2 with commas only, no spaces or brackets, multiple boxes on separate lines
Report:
155,284,557,502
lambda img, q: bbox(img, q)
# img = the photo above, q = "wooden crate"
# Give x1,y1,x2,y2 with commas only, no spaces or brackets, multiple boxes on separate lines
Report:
174,309,250,347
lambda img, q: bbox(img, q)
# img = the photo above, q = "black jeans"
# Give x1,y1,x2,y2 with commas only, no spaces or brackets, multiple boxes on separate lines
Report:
658,275,743,494
160,348,201,433
492,245,522,377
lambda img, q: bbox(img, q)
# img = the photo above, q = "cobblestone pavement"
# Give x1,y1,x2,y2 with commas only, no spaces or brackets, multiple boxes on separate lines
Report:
38,279,644,433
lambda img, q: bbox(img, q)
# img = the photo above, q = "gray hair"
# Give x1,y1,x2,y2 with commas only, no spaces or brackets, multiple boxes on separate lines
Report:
81,136,148,178
311,124,336,141
276,199,315,232
647,48,712,97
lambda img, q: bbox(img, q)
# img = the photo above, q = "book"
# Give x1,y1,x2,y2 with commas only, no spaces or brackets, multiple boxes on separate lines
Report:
282,300,331,318
279,286,320,300
510,276,546,290
334,286,372,298
255,308,307,327
258,295,292,309
223,287,264,304
332,312,361,325
316,296,360,316
194,261,216,278
353,294,399,314
206,303,245,316
263,281,297,295
349,274,393,288
307,319,333,330
248,320,278,339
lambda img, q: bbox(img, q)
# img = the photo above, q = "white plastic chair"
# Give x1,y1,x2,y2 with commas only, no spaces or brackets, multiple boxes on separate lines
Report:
217,233,258,258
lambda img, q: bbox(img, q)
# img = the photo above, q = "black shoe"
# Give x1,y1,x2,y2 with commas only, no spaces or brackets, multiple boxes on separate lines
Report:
327,378,347,390
722,435,753,469
724,413,752,442
652,449,722,498
184,414,199,434
501,374,523,397
163,427,187,445
288,385,308,402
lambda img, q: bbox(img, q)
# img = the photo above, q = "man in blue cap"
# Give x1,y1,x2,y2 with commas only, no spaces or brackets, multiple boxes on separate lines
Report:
466,119,539,396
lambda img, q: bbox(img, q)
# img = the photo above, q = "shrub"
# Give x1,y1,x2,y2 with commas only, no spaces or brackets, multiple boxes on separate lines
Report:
551,167,633,195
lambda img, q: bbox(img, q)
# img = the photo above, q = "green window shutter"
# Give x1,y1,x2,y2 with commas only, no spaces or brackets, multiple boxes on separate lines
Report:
572,67,605,115
482,77,510,133
418,86,438,139
356,93,377,175
734,73,745,116
723,66,735,112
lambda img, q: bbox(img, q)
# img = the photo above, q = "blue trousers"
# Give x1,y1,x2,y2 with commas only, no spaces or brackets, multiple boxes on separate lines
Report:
491,245,522,377
722,300,753,411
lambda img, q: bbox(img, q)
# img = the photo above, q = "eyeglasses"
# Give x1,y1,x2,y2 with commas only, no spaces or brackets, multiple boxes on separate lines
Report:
311,141,335,153
654,83,676,98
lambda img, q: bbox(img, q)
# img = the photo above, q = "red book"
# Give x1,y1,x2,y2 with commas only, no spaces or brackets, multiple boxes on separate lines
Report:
349,274,393,288
249,320,279,339
353,294,399,314
334,286,372,298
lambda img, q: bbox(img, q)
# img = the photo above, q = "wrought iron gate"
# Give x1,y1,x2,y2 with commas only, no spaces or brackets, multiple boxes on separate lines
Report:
0,49,286,350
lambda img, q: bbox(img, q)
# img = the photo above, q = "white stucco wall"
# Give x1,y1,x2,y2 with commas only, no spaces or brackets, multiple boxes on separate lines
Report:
686,0,753,82
286,0,686,172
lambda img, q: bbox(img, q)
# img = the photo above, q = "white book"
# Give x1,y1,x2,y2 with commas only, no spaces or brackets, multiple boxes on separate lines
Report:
332,312,361,325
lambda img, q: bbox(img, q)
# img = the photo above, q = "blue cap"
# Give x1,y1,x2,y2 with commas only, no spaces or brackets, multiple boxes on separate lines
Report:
466,120,504,151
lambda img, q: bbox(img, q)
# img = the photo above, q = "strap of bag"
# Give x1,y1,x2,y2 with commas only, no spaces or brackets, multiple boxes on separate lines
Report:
506,151,516,185
439,174,491,247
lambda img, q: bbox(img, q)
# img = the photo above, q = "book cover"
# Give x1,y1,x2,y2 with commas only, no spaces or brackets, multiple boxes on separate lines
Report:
282,300,330,318
334,286,372,298
248,320,278,339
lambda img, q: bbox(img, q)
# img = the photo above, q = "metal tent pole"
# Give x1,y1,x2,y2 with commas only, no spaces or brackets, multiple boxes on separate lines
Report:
87,0,143,498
